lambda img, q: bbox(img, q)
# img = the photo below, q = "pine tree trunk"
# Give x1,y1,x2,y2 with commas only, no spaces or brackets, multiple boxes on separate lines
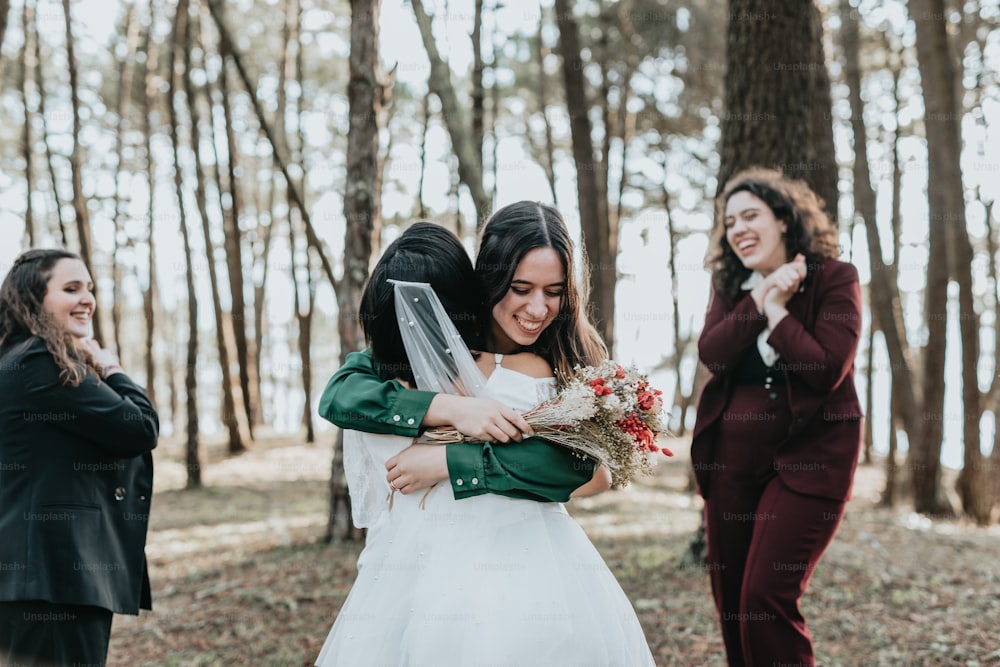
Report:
110,4,139,360
717,0,836,208
63,0,103,342
169,0,201,488
20,0,34,246
141,2,160,409
327,0,385,543
841,8,900,467
554,0,615,350
185,4,249,455
534,20,557,203
218,8,260,435
0,1,9,84
205,0,337,291
910,0,989,524
33,4,67,245
410,0,490,225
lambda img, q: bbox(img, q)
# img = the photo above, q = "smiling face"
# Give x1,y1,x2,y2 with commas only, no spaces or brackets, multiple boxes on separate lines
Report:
490,247,565,353
724,190,789,275
41,258,95,339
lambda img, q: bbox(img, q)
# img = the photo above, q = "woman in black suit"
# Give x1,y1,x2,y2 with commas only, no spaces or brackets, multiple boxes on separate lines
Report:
0,249,158,666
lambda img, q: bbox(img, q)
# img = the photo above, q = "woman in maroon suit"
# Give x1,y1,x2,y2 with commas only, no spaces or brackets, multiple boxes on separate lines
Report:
692,168,862,667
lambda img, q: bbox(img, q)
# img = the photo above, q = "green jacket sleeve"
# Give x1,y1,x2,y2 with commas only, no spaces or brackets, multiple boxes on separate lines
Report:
319,348,596,502
317,349,436,437
446,439,596,503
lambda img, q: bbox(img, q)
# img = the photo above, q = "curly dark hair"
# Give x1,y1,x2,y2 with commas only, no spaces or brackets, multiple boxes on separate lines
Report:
707,167,841,301
0,248,99,386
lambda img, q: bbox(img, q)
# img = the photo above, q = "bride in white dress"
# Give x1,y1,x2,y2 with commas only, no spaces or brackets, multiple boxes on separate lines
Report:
317,353,654,666
315,214,655,666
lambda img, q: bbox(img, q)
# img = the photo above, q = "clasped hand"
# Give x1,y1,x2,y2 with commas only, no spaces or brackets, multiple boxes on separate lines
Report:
751,254,806,327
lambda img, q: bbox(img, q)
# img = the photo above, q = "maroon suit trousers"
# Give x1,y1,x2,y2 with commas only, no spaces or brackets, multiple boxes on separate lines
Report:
705,385,846,667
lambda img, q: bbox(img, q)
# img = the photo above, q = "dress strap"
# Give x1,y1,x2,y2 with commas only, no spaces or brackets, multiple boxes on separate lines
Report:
494,352,503,368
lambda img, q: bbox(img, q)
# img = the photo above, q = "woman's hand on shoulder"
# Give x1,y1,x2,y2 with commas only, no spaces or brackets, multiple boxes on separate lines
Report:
424,394,533,442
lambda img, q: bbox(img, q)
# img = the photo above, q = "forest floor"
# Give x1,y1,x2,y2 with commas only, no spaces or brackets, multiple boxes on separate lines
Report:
106,432,1000,667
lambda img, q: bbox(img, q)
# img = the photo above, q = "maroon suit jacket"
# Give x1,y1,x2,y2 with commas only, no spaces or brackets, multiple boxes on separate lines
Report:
691,257,863,502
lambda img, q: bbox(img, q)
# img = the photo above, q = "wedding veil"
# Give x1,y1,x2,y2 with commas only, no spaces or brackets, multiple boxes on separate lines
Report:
389,279,488,398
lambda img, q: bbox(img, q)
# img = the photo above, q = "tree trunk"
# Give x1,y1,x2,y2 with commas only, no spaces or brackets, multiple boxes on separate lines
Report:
717,0,836,210
410,0,490,226
186,2,249,455
253,170,277,423
471,0,485,169
20,0,34,246
168,0,201,488
327,0,385,543
217,4,260,435
0,0,9,84
33,4,68,246
110,4,139,360
417,93,429,218
841,7,906,465
205,0,338,293
910,0,989,524
862,320,874,465
534,19,557,203
292,0,315,444
141,2,160,409
908,0,974,518
63,0,103,343
554,0,615,351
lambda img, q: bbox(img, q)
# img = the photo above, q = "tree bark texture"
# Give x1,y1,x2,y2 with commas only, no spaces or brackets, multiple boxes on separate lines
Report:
63,0,103,343
718,0,837,214
910,0,990,523
554,0,615,351
186,2,249,455
168,0,201,488
410,0,490,225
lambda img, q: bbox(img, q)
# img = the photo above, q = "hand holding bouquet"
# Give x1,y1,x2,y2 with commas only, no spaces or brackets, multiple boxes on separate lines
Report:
421,360,672,488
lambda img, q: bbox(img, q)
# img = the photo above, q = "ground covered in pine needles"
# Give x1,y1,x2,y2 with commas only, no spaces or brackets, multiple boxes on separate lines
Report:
106,433,1000,667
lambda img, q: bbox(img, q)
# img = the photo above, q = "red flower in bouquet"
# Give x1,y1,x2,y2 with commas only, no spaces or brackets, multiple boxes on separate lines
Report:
421,360,673,488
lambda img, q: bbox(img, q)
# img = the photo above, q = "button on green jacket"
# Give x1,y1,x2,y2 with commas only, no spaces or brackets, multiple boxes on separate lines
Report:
318,350,594,502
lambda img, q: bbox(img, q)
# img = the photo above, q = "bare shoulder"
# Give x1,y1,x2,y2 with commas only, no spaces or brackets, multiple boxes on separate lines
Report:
502,351,554,379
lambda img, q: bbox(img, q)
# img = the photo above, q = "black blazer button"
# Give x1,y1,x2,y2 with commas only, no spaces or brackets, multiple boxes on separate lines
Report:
795,412,804,423
768,391,778,400
114,487,126,501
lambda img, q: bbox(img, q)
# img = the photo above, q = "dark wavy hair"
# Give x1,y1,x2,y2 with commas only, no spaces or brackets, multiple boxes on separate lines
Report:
476,201,607,379
359,222,484,385
0,248,99,386
708,167,841,301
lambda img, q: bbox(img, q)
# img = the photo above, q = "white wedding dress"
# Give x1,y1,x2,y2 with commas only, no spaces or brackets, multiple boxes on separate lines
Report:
316,355,655,666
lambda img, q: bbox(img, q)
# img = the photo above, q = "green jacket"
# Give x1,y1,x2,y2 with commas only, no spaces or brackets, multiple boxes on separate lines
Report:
318,350,595,502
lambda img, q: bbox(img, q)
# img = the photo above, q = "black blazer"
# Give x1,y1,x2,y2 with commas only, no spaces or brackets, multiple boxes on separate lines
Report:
0,336,158,614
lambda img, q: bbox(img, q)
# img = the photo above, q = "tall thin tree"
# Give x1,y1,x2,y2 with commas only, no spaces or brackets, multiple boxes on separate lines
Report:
187,1,249,455
328,0,386,542
554,0,615,349
168,0,202,488
34,4,68,246
910,0,990,523
20,0,35,246
62,0,103,341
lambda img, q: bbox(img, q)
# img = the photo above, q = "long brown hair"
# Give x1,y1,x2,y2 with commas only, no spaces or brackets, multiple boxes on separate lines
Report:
708,167,841,301
476,201,607,379
0,248,99,385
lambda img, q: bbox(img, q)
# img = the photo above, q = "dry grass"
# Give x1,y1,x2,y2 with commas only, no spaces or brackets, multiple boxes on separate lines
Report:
106,433,1000,666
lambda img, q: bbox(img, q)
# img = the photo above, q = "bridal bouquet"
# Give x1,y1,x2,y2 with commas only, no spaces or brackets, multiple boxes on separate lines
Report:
422,360,672,488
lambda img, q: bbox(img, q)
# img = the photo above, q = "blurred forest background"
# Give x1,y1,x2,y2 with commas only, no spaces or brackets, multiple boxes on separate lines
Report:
0,0,998,525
